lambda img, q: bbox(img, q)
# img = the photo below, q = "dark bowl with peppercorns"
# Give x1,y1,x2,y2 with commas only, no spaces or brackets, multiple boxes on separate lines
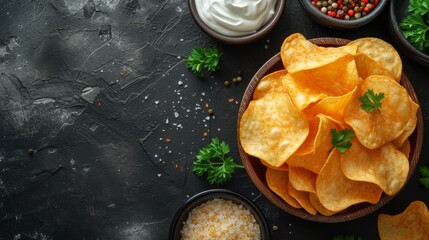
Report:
298,0,388,30
387,0,429,66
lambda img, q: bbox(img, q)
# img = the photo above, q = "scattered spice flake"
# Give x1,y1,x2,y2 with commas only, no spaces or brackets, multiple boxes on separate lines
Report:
205,103,209,108
228,98,235,102
203,132,209,137
165,138,171,142
119,70,125,76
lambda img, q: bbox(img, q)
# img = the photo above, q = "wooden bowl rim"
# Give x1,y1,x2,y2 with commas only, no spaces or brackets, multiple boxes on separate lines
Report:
237,37,424,223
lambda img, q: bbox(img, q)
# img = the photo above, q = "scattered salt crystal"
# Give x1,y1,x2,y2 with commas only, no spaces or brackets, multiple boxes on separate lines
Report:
174,112,179,118
165,118,169,124
205,116,210,120
178,80,183,85
157,174,162,177
155,100,159,104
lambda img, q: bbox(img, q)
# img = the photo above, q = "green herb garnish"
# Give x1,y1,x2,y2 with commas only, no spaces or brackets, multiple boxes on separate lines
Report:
419,165,429,190
186,48,222,77
330,129,355,154
359,89,385,113
333,235,363,240
399,0,429,54
193,138,244,185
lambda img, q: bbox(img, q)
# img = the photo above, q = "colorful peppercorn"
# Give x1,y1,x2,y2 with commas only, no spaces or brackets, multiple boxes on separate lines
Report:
312,0,379,19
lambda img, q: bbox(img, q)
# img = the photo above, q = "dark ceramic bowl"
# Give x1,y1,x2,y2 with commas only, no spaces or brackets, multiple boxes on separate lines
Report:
387,0,429,66
169,189,270,240
188,0,286,45
237,37,423,223
298,0,388,30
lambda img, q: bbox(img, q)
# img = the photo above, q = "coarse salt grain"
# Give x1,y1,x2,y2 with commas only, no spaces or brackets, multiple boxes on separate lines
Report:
180,198,261,240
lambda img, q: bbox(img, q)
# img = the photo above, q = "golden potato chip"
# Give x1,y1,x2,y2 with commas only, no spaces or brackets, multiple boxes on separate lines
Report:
281,33,357,73
303,87,357,126
288,114,339,174
293,117,320,155
266,168,301,209
353,54,397,82
240,93,309,167
393,99,419,148
378,201,429,240
282,55,359,111
253,69,288,100
261,159,289,171
341,140,409,196
348,38,402,82
316,150,383,212
308,193,338,216
344,75,411,149
399,139,411,159
289,166,317,193
282,73,327,111
288,182,317,215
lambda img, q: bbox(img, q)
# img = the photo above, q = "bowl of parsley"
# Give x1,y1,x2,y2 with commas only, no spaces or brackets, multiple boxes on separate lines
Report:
388,0,429,66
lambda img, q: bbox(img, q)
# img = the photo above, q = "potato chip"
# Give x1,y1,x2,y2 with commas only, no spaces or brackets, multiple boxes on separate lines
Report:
287,114,339,174
253,69,288,100
392,98,419,148
281,73,327,111
341,140,409,196
378,201,429,240
288,182,317,215
308,193,338,216
240,93,309,167
289,166,317,193
353,54,397,82
266,168,301,209
399,139,411,159
348,38,402,82
316,150,382,212
281,33,357,73
303,87,357,126
282,55,359,111
293,117,320,155
344,75,411,149
261,159,289,171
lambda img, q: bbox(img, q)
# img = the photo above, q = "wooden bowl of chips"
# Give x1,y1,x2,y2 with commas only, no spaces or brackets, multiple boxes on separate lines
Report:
237,36,423,222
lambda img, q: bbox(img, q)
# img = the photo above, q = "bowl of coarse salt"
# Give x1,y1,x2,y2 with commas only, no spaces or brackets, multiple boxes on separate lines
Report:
169,189,270,240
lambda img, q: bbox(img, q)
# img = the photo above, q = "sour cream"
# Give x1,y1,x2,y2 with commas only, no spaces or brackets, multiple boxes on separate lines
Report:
195,0,278,37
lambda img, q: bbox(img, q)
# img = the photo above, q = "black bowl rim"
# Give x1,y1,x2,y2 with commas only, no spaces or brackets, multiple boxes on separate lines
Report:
188,0,286,45
169,189,271,240
387,0,429,66
298,0,388,29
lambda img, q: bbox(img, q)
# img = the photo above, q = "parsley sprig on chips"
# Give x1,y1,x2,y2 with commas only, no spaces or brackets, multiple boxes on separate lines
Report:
359,89,385,113
186,48,221,77
419,165,429,190
193,138,244,185
330,129,355,154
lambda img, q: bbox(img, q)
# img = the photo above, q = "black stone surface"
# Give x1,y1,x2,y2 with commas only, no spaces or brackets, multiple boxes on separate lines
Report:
0,0,428,239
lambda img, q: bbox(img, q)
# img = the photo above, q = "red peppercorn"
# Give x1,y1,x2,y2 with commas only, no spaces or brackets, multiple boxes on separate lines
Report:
364,7,370,12
347,9,354,16
362,0,368,3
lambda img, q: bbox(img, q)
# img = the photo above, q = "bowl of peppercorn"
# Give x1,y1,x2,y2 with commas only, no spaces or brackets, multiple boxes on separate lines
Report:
298,0,388,30
387,0,429,66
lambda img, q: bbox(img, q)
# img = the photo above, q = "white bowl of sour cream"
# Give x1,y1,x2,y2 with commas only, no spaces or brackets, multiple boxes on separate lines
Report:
189,0,286,45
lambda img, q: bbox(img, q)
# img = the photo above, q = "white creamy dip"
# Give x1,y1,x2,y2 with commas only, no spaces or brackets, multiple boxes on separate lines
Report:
195,0,278,37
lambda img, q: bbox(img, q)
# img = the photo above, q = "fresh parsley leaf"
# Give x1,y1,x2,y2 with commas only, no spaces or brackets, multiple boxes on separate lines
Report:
330,128,355,154
186,48,222,77
399,0,429,54
193,138,244,185
333,235,363,240
419,165,429,190
359,89,385,113
409,0,429,16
